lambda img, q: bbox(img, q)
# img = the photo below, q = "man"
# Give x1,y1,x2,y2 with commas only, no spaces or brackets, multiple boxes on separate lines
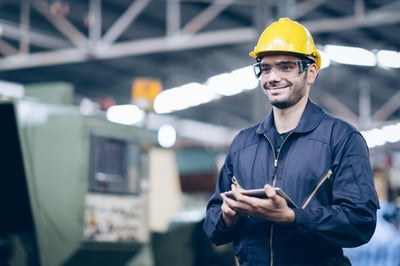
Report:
203,18,379,266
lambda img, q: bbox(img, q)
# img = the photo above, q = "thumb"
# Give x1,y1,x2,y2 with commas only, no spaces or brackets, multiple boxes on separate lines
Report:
264,184,279,202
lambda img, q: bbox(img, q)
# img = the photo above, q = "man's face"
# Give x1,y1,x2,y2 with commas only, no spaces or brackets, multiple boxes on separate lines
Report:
258,55,317,109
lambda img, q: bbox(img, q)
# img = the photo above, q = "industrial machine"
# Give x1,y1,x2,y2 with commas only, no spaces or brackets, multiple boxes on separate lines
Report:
0,89,155,266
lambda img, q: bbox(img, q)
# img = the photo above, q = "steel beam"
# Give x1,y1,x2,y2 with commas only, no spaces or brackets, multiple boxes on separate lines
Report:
0,0,399,71
101,0,151,45
0,39,18,55
19,0,30,53
166,0,181,36
314,90,359,126
181,0,236,34
89,0,102,45
0,19,70,49
372,90,400,122
359,81,371,129
32,0,88,47
292,0,328,20
303,10,400,33
0,27,255,70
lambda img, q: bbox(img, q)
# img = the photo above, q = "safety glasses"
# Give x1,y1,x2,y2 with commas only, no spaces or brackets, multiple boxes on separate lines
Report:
253,60,312,79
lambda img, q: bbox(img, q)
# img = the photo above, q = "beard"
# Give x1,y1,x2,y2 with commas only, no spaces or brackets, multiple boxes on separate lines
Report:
264,72,308,109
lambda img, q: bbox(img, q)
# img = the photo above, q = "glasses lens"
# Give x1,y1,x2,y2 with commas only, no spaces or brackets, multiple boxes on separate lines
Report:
253,63,262,78
254,60,310,79
274,61,298,76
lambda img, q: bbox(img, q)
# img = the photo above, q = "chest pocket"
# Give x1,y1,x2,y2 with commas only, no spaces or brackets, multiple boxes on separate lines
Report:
233,141,274,189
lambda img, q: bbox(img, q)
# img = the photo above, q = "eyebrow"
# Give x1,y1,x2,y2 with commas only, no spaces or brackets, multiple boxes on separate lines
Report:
261,60,297,64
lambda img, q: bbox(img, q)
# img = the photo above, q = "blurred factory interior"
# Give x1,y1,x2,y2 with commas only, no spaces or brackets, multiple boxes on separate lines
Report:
0,0,400,265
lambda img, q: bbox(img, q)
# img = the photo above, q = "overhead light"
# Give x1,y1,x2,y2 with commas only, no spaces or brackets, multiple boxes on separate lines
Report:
318,50,331,69
361,122,400,149
106,104,144,125
206,65,258,96
377,50,400,68
157,124,176,148
207,73,243,96
153,45,396,115
324,45,376,66
176,119,235,145
230,66,259,91
145,113,235,147
154,82,216,113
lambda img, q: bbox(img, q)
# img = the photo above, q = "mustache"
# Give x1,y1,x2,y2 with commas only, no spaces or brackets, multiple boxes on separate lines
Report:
263,81,291,90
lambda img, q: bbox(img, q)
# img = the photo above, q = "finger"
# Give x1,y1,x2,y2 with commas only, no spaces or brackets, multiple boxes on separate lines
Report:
264,185,286,206
230,183,243,200
221,192,239,208
264,184,277,198
221,192,233,202
221,194,242,217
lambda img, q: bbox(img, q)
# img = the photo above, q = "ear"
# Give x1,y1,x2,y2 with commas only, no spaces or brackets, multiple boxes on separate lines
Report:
307,63,319,84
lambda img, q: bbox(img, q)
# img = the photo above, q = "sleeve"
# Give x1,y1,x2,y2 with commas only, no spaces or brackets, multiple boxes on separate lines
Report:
202,137,243,245
293,131,379,248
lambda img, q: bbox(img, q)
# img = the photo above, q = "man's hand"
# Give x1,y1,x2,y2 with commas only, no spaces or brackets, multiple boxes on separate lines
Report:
220,180,245,227
220,192,243,227
222,184,295,224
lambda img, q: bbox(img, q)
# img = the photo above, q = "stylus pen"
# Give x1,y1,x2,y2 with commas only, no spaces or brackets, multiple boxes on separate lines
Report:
231,176,239,186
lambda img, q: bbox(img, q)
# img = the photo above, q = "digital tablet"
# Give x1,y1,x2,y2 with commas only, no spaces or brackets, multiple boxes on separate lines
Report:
224,187,298,208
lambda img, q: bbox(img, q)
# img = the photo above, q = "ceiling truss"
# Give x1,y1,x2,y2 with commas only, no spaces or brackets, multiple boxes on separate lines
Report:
0,0,399,137
0,0,399,70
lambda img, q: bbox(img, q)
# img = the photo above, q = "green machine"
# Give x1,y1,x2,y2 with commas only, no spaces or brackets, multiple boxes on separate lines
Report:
0,94,155,266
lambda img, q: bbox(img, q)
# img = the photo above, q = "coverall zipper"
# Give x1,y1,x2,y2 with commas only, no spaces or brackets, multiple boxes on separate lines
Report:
263,132,333,266
264,132,292,266
301,169,333,209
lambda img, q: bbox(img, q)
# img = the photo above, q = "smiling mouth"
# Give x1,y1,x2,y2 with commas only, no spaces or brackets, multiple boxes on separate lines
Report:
266,85,289,91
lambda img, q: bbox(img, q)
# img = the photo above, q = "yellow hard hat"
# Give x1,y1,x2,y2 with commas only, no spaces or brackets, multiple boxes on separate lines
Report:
249,17,321,69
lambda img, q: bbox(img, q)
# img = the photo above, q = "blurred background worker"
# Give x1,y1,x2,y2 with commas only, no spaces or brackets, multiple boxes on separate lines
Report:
203,18,379,266
344,201,400,266
344,168,400,266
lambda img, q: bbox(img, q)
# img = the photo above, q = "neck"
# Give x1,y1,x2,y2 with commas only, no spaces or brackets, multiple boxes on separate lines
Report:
273,97,308,133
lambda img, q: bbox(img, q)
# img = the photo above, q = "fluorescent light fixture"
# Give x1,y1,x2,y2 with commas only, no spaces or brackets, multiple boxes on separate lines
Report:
153,45,396,115
157,124,176,148
231,66,259,91
318,50,331,69
154,82,216,113
361,122,400,148
106,104,144,125
377,50,400,68
207,65,258,96
145,113,235,147
176,119,235,145
381,123,400,144
154,65,259,114
207,73,243,96
324,45,376,66
362,128,387,148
